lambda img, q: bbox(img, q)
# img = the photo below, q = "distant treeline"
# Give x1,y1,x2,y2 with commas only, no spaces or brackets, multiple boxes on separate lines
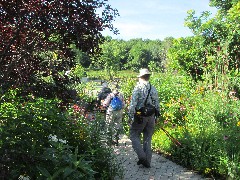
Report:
73,36,175,73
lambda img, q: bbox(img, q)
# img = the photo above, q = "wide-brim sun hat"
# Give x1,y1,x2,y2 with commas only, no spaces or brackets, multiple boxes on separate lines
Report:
137,68,151,77
102,82,108,88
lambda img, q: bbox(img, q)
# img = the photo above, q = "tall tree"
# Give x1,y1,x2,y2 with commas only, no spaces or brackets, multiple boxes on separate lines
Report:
93,37,127,79
0,0,119,92
125,39,151,71
169,0,239,83
210,0,239,12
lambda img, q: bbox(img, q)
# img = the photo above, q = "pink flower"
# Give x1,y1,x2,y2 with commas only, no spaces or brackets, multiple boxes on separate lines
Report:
73,104,80,112
223,135,229,140
180,105,186,111
164,120,168,124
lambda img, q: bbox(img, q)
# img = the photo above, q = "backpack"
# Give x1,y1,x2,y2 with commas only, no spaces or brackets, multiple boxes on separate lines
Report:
110,93,123,111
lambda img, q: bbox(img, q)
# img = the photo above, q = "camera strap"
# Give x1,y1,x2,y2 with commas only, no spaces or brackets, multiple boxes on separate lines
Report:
144,84,151,106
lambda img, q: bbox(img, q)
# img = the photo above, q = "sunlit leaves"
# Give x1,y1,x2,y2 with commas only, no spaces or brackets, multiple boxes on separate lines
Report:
174,0,240,83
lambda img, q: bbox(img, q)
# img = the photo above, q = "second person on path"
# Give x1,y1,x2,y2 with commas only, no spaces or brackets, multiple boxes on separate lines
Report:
103,85,125,146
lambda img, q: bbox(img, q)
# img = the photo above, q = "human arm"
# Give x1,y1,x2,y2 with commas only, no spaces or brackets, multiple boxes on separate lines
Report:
151,86,160,122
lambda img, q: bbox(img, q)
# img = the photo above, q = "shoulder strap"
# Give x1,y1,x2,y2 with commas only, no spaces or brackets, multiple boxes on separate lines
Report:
144,84,151,106
113,92,119,97
111,92,119,101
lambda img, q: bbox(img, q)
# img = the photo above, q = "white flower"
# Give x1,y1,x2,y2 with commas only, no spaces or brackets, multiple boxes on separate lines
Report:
48,134,58,142
49,134,67,144
59,139,67,144
18,175,30,180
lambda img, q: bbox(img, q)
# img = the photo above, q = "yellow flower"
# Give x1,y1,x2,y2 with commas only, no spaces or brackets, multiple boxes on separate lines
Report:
204,168,211,174
166,103,171,107
183,116,187,121
163,112,168,117
237,121,240,127
170,98,175,102
136,111,141,115
79,130,84,139
53,52,58,60
179,96,184,101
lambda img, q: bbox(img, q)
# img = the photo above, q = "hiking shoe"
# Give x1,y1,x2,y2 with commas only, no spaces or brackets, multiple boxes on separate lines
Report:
137,159,144,165
142,160,151,168
137,158,146,165
137,159,151,168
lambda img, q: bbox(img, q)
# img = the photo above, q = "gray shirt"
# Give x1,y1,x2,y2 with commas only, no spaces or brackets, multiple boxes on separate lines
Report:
128,81,160,119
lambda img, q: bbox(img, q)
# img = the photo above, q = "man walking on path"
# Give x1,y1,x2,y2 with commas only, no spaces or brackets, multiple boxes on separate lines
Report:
103,85,125,146
128,68,160,168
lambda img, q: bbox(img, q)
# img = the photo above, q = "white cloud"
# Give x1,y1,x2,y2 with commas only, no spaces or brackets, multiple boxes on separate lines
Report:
103,21,169,40
102,0,218,40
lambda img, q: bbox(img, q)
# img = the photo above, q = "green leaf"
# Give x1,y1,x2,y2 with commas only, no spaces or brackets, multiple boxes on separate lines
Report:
37,166,52,178
52,168,65,179
63,167,75,178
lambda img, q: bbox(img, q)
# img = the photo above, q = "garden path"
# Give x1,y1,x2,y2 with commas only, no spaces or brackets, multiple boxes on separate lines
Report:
88,80,212,179
113,135,212,180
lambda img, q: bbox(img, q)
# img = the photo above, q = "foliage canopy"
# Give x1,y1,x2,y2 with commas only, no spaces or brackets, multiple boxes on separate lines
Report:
0,0,119,93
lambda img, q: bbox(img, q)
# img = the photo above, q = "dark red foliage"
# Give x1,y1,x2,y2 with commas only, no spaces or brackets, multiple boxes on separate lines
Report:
0,0,119,90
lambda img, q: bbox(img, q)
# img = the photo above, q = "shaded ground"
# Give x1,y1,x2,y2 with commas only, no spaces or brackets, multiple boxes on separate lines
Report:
113,135,212,180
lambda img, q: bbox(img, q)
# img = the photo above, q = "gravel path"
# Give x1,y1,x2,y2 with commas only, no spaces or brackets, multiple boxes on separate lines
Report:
90,82,211,180
113,135,212,180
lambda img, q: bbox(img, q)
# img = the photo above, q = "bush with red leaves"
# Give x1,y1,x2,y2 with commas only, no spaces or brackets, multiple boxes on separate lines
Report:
0,0,119,94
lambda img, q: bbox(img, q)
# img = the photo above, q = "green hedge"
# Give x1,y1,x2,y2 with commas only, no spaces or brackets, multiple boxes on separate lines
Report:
151,73,240,179
0,89,122,179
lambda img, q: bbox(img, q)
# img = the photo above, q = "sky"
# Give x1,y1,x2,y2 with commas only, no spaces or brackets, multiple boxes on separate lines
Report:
101,0,218,40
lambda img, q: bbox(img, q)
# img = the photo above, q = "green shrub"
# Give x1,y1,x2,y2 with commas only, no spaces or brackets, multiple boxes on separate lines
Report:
0,89,122,179
152,75,240,179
